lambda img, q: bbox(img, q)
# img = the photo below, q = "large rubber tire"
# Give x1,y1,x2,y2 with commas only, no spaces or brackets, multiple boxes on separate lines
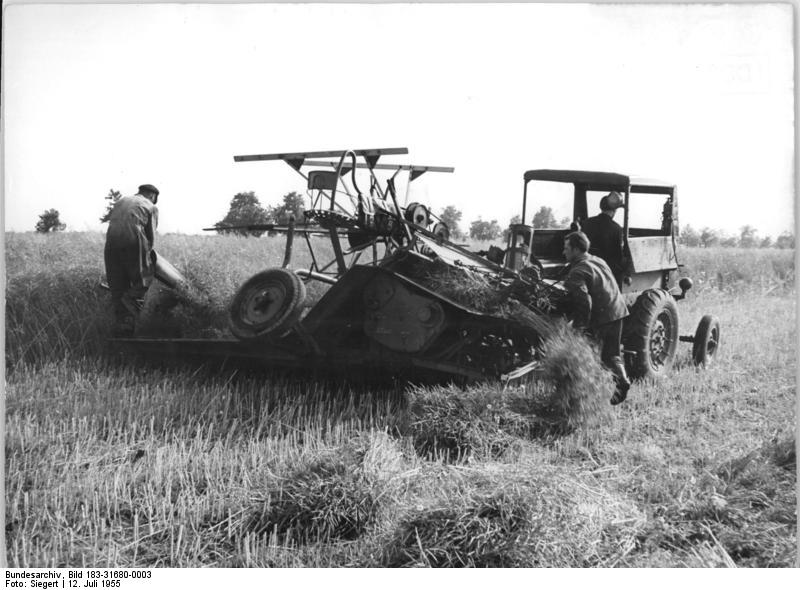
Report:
692,314,721,367
623,288,679,379
229,269,306,341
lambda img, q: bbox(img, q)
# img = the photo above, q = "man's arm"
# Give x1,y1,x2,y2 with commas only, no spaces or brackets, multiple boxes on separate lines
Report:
146,206,158,248
563,266,592,328
607,223,624,275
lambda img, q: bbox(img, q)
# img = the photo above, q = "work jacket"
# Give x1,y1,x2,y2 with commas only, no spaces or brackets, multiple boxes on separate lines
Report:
105,195,158,251
580,213,629,285
563,253,628,328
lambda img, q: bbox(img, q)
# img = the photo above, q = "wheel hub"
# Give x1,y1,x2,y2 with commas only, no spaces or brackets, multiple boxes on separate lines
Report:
649,315,672,367
244,285,286,324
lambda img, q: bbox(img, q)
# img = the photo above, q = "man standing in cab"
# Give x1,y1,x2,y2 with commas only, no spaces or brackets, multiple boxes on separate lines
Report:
580,191,630,287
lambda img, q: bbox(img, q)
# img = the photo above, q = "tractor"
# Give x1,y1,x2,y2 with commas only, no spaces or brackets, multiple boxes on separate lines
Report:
503,169,721,378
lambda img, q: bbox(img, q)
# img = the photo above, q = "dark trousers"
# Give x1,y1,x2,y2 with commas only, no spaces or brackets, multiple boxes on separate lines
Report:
104,245,154,332
591,319,630,387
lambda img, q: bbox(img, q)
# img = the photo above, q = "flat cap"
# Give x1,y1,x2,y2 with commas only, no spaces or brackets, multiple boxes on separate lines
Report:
600,191,623,211
138,184,160,196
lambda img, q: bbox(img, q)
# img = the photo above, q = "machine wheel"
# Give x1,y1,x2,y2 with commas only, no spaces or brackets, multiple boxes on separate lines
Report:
405,202,430,227
229,269,306,340
692,314,721,367
432,222,450,241
624,289,679,379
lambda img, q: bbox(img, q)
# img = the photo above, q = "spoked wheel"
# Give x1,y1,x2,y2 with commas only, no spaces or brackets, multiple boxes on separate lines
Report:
229,268,306,341
624,289,679,379
693,314,721,367
649,312,675,368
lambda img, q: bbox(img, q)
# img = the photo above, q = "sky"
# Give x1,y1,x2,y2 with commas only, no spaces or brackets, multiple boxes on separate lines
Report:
2,2,795,238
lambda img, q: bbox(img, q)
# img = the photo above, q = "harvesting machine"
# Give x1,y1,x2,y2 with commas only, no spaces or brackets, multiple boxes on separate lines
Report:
117,149,719,383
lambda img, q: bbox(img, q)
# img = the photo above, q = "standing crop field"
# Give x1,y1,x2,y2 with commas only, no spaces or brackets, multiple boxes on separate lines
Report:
4,232,797,567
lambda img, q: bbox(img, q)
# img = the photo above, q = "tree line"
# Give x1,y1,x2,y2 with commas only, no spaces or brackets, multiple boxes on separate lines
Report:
676,224,794,249
30,194,795,250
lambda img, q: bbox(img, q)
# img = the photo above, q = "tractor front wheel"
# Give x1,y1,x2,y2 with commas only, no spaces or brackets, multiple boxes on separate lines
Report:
229,268,306,341
624,289,679,379
692,314,721,367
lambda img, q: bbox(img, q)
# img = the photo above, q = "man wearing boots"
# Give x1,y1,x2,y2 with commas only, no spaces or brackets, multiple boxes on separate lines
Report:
562,231,631,405
104,184,160,336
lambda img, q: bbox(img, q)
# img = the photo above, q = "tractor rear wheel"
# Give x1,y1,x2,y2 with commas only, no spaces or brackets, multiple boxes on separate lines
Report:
229,268,306,340
624,288,679,379
692,314,721,367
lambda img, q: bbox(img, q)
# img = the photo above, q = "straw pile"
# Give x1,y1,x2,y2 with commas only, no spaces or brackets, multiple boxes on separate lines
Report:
404,319,614,459
137,281,229,338
242,433,406,544
380,463,645,567
407,259,559,338
403,384,530,461
512,321,615,433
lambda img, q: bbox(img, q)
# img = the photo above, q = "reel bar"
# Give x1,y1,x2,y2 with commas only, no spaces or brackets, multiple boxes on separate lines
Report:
303,160,455,176
233,147,409,163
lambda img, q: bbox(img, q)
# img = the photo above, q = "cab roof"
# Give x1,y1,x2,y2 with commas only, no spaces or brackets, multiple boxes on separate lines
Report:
524,169,675,193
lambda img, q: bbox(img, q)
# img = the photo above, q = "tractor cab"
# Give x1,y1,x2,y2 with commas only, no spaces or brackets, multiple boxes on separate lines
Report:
506,169,680,300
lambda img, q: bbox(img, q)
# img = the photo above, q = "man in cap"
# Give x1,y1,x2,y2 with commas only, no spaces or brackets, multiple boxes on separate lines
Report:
579,191,630,287
104,184,160,336
562,231,631,405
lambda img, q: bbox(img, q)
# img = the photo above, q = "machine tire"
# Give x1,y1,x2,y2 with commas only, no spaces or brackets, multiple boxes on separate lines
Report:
229,268,306,340
405,202,430,227
623,288,679,379
432,222,450,241
692,314,721,367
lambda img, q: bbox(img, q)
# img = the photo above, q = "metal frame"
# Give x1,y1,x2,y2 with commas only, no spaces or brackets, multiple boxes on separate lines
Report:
210,148,465,286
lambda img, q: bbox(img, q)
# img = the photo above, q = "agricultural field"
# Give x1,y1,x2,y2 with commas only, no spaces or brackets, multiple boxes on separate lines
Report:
4,231,797,567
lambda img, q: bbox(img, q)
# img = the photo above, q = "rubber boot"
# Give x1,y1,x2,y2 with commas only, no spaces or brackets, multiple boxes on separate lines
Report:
609,360,631,405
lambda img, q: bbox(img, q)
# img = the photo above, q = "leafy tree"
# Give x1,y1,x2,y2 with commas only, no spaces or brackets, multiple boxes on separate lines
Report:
469,218,502,241
558,216,572,228
272,191,306,225
100,189,123,223
776,231,795,249
531,206,557,229
759,236,773,248
35,209,66,233
678,224,701,247
439,205,464,239
719,232,739,248
214,191,271,236
699,227,719,248
739,225,758,248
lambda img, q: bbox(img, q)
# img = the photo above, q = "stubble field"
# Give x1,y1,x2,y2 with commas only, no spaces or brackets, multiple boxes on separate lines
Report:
4,231,797,567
